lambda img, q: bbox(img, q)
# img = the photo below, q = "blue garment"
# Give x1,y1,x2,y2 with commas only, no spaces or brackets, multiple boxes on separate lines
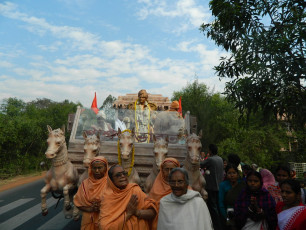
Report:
218,179,245,218
218,180,232,218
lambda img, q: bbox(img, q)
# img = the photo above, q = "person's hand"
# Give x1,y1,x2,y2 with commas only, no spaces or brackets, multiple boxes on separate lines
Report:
126,194,138,219
91,199,101,212
249,196,261,213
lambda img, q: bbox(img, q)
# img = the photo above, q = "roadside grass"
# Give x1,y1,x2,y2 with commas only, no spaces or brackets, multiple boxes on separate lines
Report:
0,170,45,187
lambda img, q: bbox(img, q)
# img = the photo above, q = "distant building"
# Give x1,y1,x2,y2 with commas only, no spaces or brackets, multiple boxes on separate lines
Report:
113,93,172,111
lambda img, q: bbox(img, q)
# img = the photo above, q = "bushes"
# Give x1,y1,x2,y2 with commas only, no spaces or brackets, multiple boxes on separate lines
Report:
0,98,80,179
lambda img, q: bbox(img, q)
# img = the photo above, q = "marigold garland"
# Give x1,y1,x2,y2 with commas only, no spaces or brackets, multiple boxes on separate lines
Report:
117,129,135,176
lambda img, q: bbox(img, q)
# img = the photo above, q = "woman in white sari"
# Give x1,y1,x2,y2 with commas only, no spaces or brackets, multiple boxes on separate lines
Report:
276,179,306,230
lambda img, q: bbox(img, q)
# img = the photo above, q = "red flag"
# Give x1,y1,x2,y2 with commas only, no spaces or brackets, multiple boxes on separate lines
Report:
178,96,182,116
91,92,99,114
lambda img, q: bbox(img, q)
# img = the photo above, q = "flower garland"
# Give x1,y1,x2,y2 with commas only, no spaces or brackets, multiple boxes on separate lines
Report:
117,129,135,176
134,100,150,142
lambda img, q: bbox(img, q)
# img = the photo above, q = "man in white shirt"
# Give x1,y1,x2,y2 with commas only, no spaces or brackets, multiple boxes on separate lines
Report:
157,168,213,230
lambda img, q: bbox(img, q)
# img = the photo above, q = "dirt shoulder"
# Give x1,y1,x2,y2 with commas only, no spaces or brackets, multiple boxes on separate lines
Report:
0,171,47,193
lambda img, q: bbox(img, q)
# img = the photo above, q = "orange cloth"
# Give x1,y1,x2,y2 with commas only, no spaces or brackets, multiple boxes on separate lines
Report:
99,176,157,230
74,156,108,230
148,158,180,202
148,158,191,230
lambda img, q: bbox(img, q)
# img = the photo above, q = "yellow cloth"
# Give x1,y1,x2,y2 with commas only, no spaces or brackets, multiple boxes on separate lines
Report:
74,156,108,230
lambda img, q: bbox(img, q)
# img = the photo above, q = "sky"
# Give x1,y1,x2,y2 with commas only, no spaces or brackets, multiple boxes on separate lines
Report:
0,0,228,107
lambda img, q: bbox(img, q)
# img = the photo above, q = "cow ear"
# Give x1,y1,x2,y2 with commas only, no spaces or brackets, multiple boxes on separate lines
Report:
198,130,202,139
47,125,52,133
83,131,87,139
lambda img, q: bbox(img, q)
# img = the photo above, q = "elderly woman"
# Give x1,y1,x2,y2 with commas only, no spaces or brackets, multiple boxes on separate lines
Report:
99,165,157,230
148,158,180,202
73,156,108,230
157,168,213,230
234,171,277,230
276,179,306,230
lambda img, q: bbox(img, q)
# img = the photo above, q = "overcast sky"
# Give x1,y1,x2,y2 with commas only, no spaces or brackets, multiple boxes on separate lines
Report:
0,0,227,107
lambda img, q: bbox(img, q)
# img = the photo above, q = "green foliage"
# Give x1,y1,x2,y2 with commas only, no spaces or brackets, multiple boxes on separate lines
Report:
172,79,239,149
172,80,290,168
0,97,80,178
201,0,305,154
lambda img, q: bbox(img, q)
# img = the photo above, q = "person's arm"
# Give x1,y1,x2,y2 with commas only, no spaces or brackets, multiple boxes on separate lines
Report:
248,196,264,222
234,192,248,230
135,208,156,220
125,194,138,221
78,201,100,213
78,206,95,213
200,158,210,169
218,182,227,218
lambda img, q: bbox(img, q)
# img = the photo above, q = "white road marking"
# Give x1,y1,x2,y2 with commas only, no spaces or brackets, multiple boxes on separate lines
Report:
0,198,57,229
37,211,72,230
0,198,35,216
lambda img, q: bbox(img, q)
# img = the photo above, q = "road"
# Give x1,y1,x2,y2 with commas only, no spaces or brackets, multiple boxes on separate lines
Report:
0,179,81,230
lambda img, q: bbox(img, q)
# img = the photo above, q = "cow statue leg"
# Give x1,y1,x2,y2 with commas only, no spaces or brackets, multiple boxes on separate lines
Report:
63,183,74,211
72,195,80,221
41,184,51,216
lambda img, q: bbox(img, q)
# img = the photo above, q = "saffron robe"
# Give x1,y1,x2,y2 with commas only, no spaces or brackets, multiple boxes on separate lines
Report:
99,178,157,230
74,156,108,230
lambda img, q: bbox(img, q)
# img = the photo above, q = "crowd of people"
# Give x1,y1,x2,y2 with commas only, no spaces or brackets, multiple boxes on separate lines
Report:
200,145,306,230
73,144,306,230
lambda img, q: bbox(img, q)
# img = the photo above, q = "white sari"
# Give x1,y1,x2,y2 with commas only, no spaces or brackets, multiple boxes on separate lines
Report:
277,206,305,230
242,218,267,230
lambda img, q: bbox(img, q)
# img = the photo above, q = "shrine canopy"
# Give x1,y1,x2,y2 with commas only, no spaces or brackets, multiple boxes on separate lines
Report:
74,107,187,144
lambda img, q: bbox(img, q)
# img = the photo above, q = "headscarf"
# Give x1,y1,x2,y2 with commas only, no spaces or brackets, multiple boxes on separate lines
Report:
99,169,157,230
74,156,108,230
260,168,282,204
148,158,180,202
260,169,275,190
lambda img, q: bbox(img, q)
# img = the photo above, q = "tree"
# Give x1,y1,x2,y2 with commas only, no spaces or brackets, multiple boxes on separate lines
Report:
172,80,289,168
0,98,80,178
172,79,240,149
200,0,305,154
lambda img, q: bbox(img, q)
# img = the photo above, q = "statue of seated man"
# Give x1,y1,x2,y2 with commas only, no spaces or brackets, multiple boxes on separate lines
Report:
127,89,157,142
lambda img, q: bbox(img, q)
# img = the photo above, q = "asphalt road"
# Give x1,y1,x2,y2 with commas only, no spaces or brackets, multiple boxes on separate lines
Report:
0,179,81,230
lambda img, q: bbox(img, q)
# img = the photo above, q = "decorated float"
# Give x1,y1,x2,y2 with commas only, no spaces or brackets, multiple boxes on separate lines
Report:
67,92,197,186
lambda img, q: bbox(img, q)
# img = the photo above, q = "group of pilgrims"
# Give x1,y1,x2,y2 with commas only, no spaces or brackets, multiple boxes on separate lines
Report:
72,90,305,230
73,150,306,230
73,156,212,230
